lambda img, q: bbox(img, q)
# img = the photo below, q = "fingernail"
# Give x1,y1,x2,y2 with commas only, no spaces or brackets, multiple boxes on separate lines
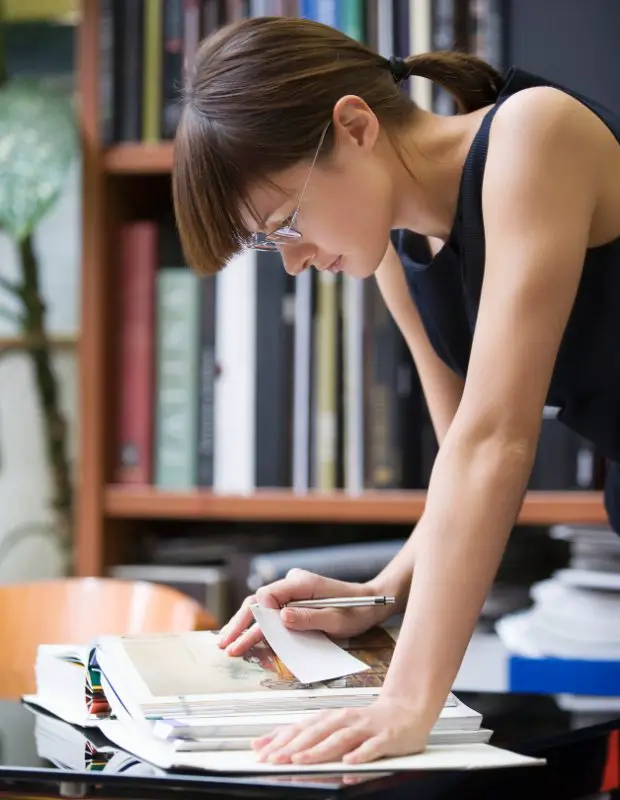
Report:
281,609,297,623
225,643,236,655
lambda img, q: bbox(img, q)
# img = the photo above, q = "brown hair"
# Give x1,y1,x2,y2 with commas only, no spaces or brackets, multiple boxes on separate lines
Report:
172,16,502,275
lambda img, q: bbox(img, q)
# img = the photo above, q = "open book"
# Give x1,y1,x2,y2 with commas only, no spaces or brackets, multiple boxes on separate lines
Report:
28,625,482,736
25,618,543,773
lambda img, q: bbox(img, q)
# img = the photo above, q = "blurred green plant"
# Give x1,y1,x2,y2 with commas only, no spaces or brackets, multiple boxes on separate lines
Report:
0,3,76,568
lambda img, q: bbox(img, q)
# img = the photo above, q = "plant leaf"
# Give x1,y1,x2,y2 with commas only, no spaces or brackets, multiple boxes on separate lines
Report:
0,79,76,241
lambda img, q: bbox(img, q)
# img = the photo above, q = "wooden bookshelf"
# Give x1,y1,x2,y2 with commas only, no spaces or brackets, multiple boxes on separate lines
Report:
75,1,609,579
104,486,606,525
104,143,174,174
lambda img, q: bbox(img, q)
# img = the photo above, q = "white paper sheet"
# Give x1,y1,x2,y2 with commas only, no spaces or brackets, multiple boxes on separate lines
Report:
98,720,545,774
250,605,369,684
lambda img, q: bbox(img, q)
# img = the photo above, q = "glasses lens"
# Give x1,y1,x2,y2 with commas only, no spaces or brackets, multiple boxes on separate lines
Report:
247,233,278,251
272,227,302,242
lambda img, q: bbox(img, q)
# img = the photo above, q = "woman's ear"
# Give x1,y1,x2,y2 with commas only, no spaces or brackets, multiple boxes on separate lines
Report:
332,95,380,152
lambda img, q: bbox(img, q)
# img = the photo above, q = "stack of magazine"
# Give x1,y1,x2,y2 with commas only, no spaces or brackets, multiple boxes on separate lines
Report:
24,609,544,774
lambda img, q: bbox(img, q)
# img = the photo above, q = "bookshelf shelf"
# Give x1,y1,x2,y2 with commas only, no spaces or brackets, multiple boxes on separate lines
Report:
104,486,607,525
104,143,174,174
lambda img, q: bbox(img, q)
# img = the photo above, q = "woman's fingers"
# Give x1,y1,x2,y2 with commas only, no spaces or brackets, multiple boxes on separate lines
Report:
290,727,369,764
256,710,365,764
223,619,266,656
280,605,350,636
219,569,368,655
254,568,323,607
217,595,258,649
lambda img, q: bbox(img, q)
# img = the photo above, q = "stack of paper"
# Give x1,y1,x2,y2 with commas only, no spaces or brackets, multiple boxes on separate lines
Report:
497,524,620,662
25,606,544,774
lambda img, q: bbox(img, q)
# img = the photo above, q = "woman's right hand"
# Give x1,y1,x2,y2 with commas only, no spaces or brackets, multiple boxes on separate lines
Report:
217,569,394,657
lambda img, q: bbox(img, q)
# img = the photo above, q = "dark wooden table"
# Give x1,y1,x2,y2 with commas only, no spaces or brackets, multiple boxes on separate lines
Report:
0,691,619,799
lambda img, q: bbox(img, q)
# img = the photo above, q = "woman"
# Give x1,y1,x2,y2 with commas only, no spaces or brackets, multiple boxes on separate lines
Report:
172,16,620,765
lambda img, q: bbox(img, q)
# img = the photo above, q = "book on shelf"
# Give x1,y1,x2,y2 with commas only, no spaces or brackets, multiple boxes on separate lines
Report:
23,620,543,773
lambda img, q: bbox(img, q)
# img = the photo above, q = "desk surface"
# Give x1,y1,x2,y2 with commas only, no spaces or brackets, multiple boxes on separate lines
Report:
0,692,618,799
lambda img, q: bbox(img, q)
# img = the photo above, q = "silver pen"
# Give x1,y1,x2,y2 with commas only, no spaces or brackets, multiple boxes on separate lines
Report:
284,595,396,609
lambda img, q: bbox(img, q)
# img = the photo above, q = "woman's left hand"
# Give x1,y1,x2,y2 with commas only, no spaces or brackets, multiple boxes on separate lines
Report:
252,697,430,765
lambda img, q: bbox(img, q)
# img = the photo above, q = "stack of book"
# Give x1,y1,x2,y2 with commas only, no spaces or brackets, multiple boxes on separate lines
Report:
24,615,543,774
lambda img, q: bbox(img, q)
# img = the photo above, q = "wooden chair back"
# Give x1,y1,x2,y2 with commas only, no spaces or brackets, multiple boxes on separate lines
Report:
0,578,216,698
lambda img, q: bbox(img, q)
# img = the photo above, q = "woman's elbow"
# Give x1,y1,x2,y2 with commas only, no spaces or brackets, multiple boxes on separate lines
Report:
442,414,540,487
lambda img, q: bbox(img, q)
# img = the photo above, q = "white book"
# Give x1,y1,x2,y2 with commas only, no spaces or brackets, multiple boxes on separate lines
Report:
213,249,257,494
377,0,393,58
342,276,364,495
292,270,313,493
409,0,432,110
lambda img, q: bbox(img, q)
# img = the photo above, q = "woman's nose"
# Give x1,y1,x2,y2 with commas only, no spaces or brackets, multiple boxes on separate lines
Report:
280,247,313,277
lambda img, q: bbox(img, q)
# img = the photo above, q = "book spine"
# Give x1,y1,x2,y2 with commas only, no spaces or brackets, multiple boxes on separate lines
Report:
115,221,157,484
161,0,185,140
313,271,338,491
118,0,144,142
142,0,164,143
196,276,217,487
155,269,200,489
98,0,114,144
337,0,364,41
184,0,202,75
213,251,257,494
292,270,313,494
431,0,455,115
255,253,295,488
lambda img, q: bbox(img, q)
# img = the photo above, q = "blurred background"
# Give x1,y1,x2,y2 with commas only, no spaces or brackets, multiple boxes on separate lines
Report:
0,0,619,706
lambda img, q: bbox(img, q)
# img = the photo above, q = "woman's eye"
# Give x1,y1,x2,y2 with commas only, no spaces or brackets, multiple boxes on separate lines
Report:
275,214,295,231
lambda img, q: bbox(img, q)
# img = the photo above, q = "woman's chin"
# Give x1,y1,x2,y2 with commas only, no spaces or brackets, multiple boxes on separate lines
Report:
342,260,382,280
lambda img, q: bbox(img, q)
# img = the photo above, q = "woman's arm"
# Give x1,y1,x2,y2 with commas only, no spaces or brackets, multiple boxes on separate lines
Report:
369,242,465,608
378,87,605,737
374,241,464,445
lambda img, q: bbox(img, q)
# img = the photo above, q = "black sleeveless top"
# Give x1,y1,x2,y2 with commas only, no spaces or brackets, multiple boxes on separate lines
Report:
394,66,620,464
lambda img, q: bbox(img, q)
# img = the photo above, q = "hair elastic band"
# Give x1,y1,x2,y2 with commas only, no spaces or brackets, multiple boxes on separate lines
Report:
388,55,409,84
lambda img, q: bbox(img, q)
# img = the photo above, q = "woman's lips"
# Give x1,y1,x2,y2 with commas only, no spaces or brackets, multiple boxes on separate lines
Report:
327,255,343,273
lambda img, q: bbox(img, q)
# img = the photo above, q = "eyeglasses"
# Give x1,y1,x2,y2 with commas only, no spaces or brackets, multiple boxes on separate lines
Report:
246,122,331,252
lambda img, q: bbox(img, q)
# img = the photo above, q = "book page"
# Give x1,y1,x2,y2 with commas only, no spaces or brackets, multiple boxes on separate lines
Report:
98,720,545,774
96,628,398,712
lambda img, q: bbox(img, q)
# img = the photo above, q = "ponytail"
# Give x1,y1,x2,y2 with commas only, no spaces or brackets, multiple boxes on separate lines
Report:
399,51,504,113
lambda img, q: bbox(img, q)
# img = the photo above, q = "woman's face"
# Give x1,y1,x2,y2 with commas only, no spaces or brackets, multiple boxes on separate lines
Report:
245,98,396,279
